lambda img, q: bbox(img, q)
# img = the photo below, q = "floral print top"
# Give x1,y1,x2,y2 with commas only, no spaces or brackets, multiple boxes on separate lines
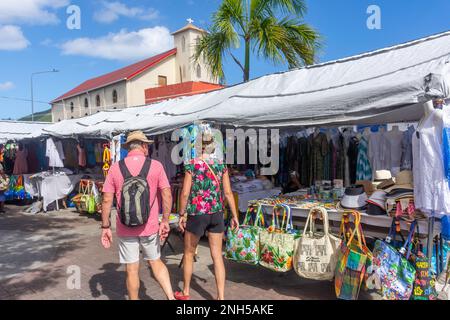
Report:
185,158,228,216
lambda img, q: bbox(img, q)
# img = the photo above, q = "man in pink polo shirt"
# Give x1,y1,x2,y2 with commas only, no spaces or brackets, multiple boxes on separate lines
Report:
101,131,175,300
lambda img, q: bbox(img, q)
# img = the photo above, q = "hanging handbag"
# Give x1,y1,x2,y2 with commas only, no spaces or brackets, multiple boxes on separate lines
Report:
436,253,450,300
259,204,301,272
225,204,265,264
334,211,372,300
293,207,341,280
370,220,417,300
408,223,437,300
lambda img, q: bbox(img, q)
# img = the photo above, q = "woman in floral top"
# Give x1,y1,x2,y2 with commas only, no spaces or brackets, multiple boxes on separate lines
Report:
176,133,239,300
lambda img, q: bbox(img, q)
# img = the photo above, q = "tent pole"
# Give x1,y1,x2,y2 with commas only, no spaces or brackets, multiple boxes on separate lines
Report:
427,213,435,262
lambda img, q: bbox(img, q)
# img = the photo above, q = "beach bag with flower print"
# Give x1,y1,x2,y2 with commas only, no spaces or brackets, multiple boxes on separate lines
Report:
294,207,342,281
225,204,265,264
259,204,301,272
335,211,373,300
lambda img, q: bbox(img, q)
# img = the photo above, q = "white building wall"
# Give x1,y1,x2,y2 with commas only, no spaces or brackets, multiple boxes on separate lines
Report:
51,81,126,121
126,55,177,107
173,28,218,84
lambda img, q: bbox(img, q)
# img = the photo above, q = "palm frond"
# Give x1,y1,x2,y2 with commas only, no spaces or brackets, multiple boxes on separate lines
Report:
251,16,320,68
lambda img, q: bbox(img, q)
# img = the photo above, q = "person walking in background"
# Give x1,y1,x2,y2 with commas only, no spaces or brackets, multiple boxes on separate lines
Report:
176,132,239,300
0,164,10,213
100,131,175,300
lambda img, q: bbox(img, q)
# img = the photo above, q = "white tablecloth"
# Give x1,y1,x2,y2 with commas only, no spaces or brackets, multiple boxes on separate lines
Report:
26,173,86,210
236,188,282,212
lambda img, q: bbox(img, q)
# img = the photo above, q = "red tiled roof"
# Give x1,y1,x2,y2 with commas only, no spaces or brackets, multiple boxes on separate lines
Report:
52,48,177,103
145,81,224,104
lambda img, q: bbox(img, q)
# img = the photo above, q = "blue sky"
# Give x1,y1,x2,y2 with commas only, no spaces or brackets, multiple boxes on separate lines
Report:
0,0,449,120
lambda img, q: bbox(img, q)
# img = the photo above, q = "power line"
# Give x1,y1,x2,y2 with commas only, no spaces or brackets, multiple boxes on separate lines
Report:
0,95,50,105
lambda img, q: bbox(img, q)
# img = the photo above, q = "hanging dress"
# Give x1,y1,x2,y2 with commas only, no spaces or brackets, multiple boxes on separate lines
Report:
413,108,450,215
356,136,372,181
13,149,28,175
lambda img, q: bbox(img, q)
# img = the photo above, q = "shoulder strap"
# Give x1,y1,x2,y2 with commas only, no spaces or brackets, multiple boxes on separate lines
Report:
118,159,132,179
138,158,152,179
204,161,221,191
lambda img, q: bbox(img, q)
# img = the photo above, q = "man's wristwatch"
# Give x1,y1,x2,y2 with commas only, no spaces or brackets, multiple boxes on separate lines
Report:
101,223,111,229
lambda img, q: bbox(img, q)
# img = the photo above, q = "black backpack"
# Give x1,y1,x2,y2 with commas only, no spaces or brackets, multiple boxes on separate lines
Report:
118,158,154,227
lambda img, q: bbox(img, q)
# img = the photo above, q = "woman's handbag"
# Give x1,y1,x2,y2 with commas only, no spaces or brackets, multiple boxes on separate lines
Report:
259,204,301,272
334,211,373,300
225,204,265,264
293,207,341,280
370,220,417,300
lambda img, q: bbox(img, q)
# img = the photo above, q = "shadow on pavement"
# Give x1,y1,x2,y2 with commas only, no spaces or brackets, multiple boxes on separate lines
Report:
89,263,152,300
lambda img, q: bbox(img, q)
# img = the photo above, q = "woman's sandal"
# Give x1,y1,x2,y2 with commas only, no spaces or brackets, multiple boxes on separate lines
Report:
174,291,190,300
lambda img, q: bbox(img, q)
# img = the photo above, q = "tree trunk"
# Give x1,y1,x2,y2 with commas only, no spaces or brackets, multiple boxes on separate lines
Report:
244,37,250,82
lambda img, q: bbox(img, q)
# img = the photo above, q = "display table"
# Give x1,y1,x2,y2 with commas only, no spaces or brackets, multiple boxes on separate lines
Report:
25,172,103,211
235,188,282,212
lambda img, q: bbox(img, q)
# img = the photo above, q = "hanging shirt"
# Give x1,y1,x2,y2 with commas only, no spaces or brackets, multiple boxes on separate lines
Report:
13,148,28,175
386,130,404,173
401,126,415,170
46,138,64,168
444,107,450,189
77,145,87,167
356,136,372,181
413,108,450,215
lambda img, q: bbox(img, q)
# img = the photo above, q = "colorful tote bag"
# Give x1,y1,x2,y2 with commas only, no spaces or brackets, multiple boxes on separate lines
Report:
293,207,342,280
335,211,372,300
370,220,417,300
259,204,301,272
409,225,437,300
225,204,265,264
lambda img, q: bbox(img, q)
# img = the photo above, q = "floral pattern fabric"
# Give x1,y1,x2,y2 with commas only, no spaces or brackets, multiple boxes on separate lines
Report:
185,158,227,216
225,226,261,264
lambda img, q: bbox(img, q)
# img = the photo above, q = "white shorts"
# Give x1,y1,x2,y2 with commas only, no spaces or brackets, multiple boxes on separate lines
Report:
118,234,161,264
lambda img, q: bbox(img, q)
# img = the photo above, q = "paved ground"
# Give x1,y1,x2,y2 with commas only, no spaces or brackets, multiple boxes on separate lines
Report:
0,204,377,300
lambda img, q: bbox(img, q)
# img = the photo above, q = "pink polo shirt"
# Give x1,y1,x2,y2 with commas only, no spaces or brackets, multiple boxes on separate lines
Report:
103,150,171,237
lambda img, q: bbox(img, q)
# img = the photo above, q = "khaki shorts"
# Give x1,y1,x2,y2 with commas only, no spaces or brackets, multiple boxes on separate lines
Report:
118,234,161,264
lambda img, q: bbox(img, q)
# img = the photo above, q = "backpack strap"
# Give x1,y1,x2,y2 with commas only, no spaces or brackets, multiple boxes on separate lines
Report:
138,158,152,179
118,159,132,179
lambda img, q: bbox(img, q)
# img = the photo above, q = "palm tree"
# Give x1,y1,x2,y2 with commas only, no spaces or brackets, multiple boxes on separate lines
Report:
194,0,320,83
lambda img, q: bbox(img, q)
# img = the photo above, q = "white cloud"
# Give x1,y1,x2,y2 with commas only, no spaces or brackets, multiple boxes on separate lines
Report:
0,81,15,91
0,0,69,25
61,26,174,61
94,1,159,24
0,25,30,51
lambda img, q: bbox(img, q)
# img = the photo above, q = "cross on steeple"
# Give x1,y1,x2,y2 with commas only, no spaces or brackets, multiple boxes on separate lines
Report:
187,18,194,24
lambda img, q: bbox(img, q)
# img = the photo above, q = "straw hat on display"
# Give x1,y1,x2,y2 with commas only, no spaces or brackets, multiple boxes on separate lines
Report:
385,170,414,193
336,185,368,211
373,170,393,189
124,130,154,148
356,180,375,197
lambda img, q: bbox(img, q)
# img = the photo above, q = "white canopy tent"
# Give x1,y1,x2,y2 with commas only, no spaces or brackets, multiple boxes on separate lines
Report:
0,121,49,144
36,30,450,138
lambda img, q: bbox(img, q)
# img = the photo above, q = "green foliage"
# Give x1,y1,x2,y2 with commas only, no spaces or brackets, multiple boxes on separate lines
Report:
194,0,321,82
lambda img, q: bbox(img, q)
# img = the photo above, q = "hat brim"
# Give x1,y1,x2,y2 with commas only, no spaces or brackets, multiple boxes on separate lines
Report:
124,138,154,147
384,184,414,193
377,179,396,190
367,203,387,216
